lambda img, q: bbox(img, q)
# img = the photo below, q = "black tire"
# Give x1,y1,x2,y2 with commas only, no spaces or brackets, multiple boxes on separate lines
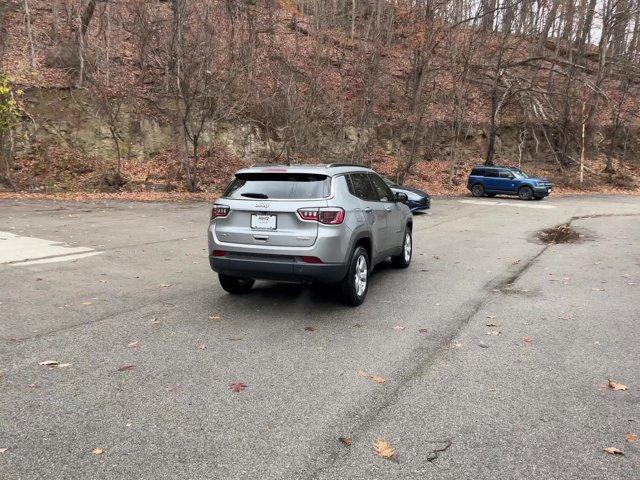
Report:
518,186,534,200
218,273,255,294
341,246,370,306
471,184,485,197
486,193,497,197
391,228,412,269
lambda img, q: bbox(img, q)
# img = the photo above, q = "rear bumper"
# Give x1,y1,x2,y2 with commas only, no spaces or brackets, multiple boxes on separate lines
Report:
209,254,348,283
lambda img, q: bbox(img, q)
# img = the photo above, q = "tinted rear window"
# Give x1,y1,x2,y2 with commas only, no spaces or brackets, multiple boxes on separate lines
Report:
471,168,485,176
223,173,331,199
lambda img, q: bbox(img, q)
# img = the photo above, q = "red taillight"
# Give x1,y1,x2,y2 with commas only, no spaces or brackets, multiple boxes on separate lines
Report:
211,205,230,219
300,256,323,264
212,250,226,257
318,208,345,225
297,207,345,225
298,209,319,221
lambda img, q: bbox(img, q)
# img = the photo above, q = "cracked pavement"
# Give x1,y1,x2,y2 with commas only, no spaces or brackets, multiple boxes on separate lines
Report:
1,196,639,479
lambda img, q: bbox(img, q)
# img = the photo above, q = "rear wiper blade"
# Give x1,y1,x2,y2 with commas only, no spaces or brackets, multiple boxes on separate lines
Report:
241,192,269,199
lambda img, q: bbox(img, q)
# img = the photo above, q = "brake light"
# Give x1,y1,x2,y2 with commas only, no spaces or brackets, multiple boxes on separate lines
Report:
211,205,230,219
318,208,345,225
212,250,226,257
297,207,345,225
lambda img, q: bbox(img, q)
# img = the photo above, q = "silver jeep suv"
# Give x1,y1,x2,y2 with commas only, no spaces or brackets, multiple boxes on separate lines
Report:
208,164,413,305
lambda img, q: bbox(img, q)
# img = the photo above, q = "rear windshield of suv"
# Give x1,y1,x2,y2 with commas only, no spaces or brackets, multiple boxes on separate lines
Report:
223,173,331,199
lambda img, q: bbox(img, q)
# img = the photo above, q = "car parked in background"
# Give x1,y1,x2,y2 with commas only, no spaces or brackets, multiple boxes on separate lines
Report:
467,165,553,200
383,177,431,212
208,164,414,306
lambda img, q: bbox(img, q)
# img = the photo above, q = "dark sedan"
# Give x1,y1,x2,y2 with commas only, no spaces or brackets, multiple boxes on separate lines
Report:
383,177,431,212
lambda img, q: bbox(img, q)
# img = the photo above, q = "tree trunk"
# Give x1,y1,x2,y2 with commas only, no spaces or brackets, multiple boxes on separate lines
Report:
23,0,36,68
81,0,97,37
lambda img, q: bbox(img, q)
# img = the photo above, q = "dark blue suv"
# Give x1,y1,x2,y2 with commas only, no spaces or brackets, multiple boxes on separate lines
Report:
467,166,553,200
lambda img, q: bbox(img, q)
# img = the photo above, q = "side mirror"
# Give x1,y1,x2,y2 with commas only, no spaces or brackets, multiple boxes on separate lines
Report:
395,192,408,203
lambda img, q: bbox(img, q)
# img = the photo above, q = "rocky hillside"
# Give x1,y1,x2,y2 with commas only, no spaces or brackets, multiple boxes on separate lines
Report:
1,0,639,197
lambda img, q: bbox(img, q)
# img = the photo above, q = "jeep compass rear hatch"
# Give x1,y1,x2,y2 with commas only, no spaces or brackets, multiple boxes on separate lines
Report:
214,172,331,247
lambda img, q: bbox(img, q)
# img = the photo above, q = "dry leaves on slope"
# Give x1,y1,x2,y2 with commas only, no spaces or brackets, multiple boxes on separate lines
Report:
607,380,628,391
624,433,637,443
373,438,396,460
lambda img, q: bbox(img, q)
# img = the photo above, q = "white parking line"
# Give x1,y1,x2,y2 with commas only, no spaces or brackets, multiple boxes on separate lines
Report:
458,199,556,209
0,231,102,266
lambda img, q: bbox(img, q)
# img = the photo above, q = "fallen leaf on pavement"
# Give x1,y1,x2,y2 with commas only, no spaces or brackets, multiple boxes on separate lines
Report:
486,315,496,320
522,336,533,343
117,365,135,372
127,341,139,348
196,342,206,350
304,326,315,331
38,360,59,366
624,433,637,443
56,363,72,368
229,382,247,392
150,318,160,325
512,259,521,265
603,447,623,456
486,331,501,336
393,325,406,331
208,315,221,321
373,438,396,460
82,301,92,305
160,284,172,288
0,448,8,453
608,380,628,391
339,437,353,446
357,370,385,384
91,448,104,455
418,328,428,335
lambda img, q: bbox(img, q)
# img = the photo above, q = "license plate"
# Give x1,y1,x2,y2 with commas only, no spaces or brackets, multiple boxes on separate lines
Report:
251,214,277,230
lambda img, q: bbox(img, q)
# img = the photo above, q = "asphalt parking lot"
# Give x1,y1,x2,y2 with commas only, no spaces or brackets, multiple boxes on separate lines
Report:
1,196,639,479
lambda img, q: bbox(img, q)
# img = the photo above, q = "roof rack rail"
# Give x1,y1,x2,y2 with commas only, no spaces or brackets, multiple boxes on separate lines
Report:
326,163,369,168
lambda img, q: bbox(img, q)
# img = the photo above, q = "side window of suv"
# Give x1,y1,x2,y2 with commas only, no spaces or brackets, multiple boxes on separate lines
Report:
499,170,514,179
484,169,498,178
368,174,394,202
471,168,485,177
347,173,378,201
